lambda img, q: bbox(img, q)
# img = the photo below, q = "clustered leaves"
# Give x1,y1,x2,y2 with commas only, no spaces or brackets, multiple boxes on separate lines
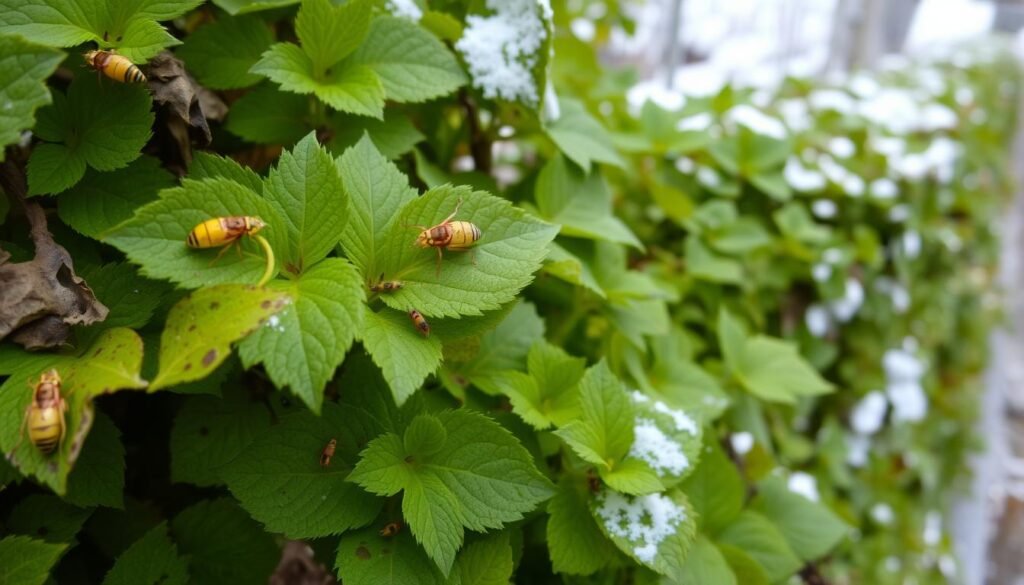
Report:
0,0,1018,584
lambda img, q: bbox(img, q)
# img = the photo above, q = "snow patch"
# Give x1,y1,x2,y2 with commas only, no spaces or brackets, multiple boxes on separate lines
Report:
596,491,685,563
629,418,689,476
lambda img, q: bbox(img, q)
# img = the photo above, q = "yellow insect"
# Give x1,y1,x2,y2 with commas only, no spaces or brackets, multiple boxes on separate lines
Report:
412,199,482,275
15,369,68,456
186,216,275,286
369,275,403,293
84,50,147,83
320,438,337,467
379,521,402,537
408,309,430,337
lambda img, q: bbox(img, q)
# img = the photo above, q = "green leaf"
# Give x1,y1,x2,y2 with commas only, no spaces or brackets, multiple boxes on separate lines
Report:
63,412,126,509
0,328,145,495
239,259,364,412
351,16,466,103
497,340,583,429
107,178,286,289
751,476,850,561
0,535,67,585
717,308,833,403
226,84,310,145
554,361,634,469
213,0,298,15
102,523,189,585
150,284,290,390
176,14,274,90
675,536,737,585
337,135,418,279
329,111,425,159
263,132,348,273
336,523,444,585
590,489,697,578
717,544,770,585
448,532,513,585
546,478,616,575
447,300,545,395
58,156,174,239
378,185,558,318
27,76,152,194
188,152,264,194
6,494,92,543
169,387,275,487
296,0,372,75
223,403,383,538
360,308,442,406
252,42,385,118
717,511,802,583
170,498,279,585
350,410,554,574
0,0,97,48
79,262,165,333
535,155,641,248
749,171,791,202
0,35,63,159
686,238,743,284
546,98,625,172
680,438,743,535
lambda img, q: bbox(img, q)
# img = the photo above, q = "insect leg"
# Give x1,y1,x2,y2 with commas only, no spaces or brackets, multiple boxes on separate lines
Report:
435,247,443,276
209,242,235,266
440,198,463,225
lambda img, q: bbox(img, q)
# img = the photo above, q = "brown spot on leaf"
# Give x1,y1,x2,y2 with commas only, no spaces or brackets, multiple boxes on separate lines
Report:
261,300,272,309
404,455,415,463
93,347,103,357
355,546,371,560
188,324,197,332
184,363,192,371
209,301,220,310
202,349,217,367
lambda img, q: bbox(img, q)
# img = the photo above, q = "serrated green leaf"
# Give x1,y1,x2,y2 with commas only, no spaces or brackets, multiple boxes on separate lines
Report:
717,308,833,403
546,98,625,172
337,135,418,279
350,410,554,574
223,403,383,538
169,387,275,487
101,523,189,585
378,185,558,318
547,478,615,575
446,300,544,395
263,132,348,272
329,111,425,159
296,0,371,75
447,531,513,585
58,156,174,239
0,535,67,585
686,237,743,284
63,412,125,509
239,259,364,412
170,498,279,585
177,14,273,90
0,328,145,495
751,476,850,561
360,307,442,405
6,494,92,543
0,0,98,49
535,155,640,248
78,262,165,334
188,152,264,194
213,0,298,14
680,438,743,535
0,35,63,160
717,510,802,583
252,42,385,118
336,523,444,585
717,543,771,585
555,361,634,469
226,84,310,145
350,16,466,103
675,536,737,585
107,178,286,288
27,76,152,195
151,284,290,390
590,489,697,578
498,340,584,429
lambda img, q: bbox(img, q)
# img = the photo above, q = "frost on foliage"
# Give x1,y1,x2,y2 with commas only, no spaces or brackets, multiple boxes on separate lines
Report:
871,503,894,525
811,199,837,219
784,158,826,192
787,472,820,502
676,112,712,132
595,491,685,563
629,419,689,476
386,0,422,20
884,344,928,423
725,104,787,139
805,304,831,338
730,432,754,455
850,391,888,435
456,0,551,106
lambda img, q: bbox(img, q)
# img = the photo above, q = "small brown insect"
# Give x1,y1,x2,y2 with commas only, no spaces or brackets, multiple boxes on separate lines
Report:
83,50,146,83
320,438,337,467
14,369,68,456
379,521,402,537
411,199,482,275
369,274,404,293
586,469,601,493
408,309,430,337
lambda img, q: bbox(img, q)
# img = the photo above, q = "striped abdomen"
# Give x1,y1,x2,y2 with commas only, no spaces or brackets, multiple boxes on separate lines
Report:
187,217,251,248
409,310,430,337
29,407,64,454
426,221,481,249
90,51,146,83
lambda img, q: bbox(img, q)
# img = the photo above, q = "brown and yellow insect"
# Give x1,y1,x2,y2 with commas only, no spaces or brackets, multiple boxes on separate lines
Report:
369,275,403,293
186,216,267,262
84,50,147,83
15,369,68,455
409,309,430,337
379,521,402,537
320,438,337,467
412,199,482,274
